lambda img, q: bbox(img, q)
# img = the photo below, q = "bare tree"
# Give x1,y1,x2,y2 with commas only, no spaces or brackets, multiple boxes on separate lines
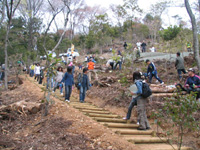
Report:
4,0,21,90
185,0,200,74
0,0,6,25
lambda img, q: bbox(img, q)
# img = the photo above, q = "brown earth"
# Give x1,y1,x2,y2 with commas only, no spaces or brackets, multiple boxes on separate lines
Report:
0,76,139,150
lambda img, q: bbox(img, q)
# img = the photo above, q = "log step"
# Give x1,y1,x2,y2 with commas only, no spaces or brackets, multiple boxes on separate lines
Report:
94,117,127,123
137,144,192,150
81,110,111,114
87,113,119,118
126,137,168,144
74,106,104,111
103,122,138,129
114,129,153,135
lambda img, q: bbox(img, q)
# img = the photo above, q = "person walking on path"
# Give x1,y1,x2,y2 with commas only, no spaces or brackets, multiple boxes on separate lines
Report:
175,52,186,80
185,68,200,100
61,66,74,102
53,67,64,95
123,72,151,130
136,41,141,52
79,68,90,103
141,41,147,53
87,59,95,82
34,63,40,81
146,59,164,84
30,63,35,77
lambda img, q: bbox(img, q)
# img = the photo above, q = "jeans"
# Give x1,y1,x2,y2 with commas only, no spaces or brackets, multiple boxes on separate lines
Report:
53,82,63,93
80,86,87,102
149,70,162,83
65,85,72,100
35,74,40,81
126,96,141,119
30,70,34,77
114,61,122,70
177,69,186,80
142,47,146,52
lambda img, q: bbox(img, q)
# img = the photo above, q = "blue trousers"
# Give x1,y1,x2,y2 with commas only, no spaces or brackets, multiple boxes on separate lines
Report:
65,85,72,100
149,70,162,83
177,69,186,80
126,96,141,119
80,86,87,102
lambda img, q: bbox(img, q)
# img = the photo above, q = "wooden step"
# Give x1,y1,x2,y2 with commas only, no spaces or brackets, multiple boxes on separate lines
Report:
103,122,138,129
81,110,110,114
114,129,153,135
87,113,119,118
94,117,127,123
126,137,168,144
74,106,104,111
137,144,192,150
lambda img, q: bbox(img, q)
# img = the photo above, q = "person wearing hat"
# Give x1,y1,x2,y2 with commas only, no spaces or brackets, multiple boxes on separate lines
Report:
175,52,186,80
146,59,164,84
185,68,200,99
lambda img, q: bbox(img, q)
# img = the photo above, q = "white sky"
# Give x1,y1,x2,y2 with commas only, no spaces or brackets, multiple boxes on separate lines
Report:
85,0,190,28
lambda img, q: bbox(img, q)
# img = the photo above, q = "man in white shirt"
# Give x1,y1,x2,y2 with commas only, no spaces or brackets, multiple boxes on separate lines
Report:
136,41,141,51
34,63,40,81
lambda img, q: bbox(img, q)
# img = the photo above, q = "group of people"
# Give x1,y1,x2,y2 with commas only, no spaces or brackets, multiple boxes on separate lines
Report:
124,41,147,53
29,56,96,103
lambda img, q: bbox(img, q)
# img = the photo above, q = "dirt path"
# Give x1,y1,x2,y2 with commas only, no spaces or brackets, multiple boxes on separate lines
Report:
1,76,139,150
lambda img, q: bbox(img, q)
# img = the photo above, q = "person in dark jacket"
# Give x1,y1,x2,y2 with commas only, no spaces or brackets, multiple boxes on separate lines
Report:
146,59,164,84
123,72,150,130
123,42,127,50
175,52,186,80
185,68,200,99
141,41,147,53
61,66,74,102
79,68,90,103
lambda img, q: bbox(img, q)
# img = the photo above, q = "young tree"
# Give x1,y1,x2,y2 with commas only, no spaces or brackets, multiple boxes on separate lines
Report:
0,0,6,25
4,0,21,90
185,0,200,74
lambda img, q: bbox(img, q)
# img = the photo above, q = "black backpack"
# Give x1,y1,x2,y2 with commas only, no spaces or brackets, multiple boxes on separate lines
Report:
141,82,152,98
75,73,82,90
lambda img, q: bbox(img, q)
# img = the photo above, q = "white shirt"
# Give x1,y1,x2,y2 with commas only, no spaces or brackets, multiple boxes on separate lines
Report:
34,66,40,75
136,42,141,47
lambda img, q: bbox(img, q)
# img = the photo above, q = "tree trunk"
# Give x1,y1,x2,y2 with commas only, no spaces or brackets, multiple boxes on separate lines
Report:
4,24,10,90
185,0,200,74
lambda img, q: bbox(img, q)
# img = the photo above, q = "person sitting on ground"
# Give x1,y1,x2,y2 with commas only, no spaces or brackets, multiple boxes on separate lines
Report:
175,52,186,80
34,63,40,81
53,66,64,95
79,68,90,103
61,66,74,103
123,71,151,130
185,68,200,100
146,59,164,84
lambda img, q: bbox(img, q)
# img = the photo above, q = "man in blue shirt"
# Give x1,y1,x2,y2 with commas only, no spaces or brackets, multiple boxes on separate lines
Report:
146,59,164,84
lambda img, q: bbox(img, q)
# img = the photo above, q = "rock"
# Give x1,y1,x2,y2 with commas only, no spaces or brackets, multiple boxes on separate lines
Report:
107,146,113,149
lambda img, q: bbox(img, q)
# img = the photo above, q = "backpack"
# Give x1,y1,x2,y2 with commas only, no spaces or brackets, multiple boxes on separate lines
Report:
141,82,152,98
75,73,82,90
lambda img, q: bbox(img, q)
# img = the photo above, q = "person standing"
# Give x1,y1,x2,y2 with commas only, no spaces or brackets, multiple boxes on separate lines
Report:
136,41,141,51
141,41,147,53
175,52,186,80
146,59,164,84
30,63,35,77
53,67,64,95
34,63,40,81
61,66,74,102
79,68,90,103
87,59,95,82
123,42,128,50
186,41,192,52
123,72,151,130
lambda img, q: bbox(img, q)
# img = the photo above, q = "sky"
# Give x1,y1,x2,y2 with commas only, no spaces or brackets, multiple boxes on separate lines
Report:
84,0,190,28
